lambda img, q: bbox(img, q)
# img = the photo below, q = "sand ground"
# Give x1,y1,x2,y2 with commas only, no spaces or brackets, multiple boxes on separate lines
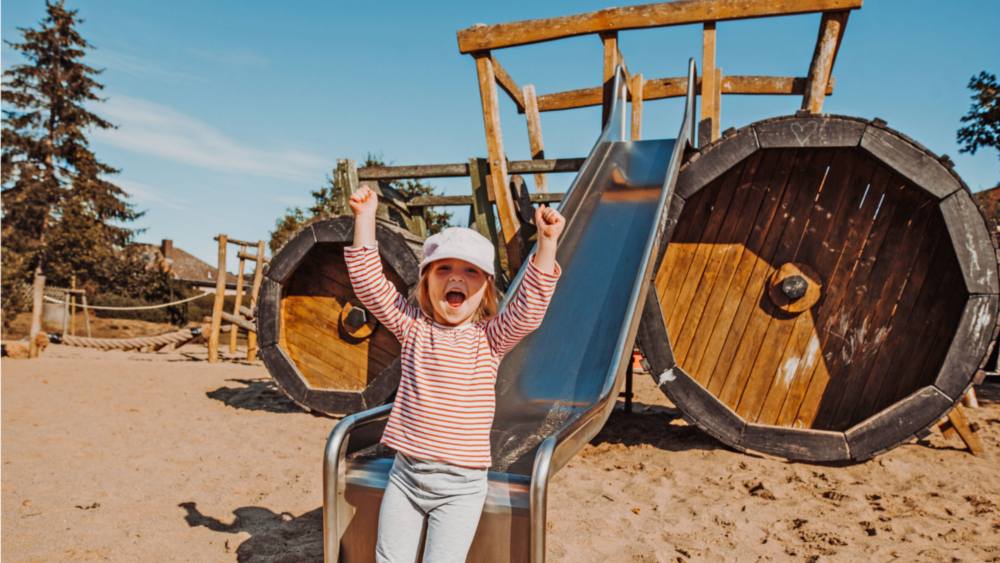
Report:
2,344,999,562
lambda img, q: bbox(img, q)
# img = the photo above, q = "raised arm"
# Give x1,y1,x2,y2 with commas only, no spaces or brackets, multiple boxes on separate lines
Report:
486,206,565,356
344,187,417,341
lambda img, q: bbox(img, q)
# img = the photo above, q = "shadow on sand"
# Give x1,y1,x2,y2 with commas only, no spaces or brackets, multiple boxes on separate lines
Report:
206,378,308,414
588,399,730,453
179,502,323,563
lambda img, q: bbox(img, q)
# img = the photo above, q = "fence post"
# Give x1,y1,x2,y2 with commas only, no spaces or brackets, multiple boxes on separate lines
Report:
208,235,227,363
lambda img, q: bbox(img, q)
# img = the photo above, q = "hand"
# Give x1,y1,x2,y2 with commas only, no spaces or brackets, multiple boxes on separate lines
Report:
349,186,378,217
535,206,565,242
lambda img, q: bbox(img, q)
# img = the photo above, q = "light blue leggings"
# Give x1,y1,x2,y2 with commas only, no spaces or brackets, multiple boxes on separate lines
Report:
376,452,488,563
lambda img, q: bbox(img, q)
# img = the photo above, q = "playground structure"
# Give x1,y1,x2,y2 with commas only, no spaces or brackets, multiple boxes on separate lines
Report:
206,235,269,363
246,1,1000,560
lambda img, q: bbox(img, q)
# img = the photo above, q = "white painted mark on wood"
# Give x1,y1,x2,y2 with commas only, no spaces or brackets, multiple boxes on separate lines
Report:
779,355,801,389
966,232,982,282
659,368,676,386
972,299,991,342
790,121,819,146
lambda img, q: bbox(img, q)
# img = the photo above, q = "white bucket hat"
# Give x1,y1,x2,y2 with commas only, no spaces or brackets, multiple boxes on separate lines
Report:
419,227,496,277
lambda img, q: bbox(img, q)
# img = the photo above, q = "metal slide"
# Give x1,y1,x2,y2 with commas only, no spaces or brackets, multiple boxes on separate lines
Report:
324,59,697,563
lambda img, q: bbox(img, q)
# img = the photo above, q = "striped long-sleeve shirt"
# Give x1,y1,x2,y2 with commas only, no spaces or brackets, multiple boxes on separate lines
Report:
344,245,560,468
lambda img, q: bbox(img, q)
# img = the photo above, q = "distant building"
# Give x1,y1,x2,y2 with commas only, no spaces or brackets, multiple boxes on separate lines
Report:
135,239,247,295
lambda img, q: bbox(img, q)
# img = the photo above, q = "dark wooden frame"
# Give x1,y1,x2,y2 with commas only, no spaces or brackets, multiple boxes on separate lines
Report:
639,114,1000,461
257,216,422,415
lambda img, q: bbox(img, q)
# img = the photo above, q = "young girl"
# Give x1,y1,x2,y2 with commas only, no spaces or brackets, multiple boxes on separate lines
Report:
345,186,564,563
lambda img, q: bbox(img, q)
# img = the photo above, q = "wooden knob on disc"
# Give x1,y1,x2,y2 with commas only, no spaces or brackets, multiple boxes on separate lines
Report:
340,299,377,339
768,263,821,313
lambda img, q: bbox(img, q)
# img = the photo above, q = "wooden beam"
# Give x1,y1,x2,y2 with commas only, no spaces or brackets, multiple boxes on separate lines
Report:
491,54,525,112
714,67,722,137
601,32,619,128
802,11,848,113
246,240,265,362
536,75,835,112
213,235,257,247
631,72,644,141
457,0,864,53
208,235,226,364
357,158,586,180
408,193,564,207
523,84,548,193
229,244,247,354
701,22,717,144
237,251,270,263
469,158,506,277
474,52,524,275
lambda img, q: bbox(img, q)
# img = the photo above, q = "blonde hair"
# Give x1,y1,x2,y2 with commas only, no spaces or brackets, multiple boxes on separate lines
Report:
414,267,499,323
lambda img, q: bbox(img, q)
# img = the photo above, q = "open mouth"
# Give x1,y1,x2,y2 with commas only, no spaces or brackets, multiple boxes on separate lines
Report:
445,290,466,308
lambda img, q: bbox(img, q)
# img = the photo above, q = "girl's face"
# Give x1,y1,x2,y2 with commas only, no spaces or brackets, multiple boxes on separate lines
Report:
425,258,488,326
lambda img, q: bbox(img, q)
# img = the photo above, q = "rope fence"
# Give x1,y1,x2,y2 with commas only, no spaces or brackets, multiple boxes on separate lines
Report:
42,292,207,310
57,324,209,351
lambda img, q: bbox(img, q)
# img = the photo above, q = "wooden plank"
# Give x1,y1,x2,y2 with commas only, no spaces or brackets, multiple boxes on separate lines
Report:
536,75,834,112
267,226,316,284
407,193,565,208
661,162,750,338
509,159,585,174
713,67,722,140
735,149,869,422
631,73,643,141
935,294,999,400
221,311,255,333
247,240,267,361
237,251,270,263
770,164,895,427
214,235,257,247
636,287,677,375
601,32,618,128
229,245,247,353
522,85,548,193
676,127,759,199
739,424,848,461
697,150,812,393
469,158,507,278
208,235,227,364
259,344,311,406
303,386,365,417
702,23,717,142
661,366,746,448
828,206,941,429
257,278,281,348
754,116,865,148
845,386,952,460
713,149,836,408
939,189,1000,295
311,215,353,243
946,404,990,458
651,193,686,276
792,182,929,428
475,51,524,276
490,54,524,112
802,11,847,113
358,162,470,180
284,335,359,391
860,126,962,200
683,148,799,383
284,322,369,389
456,0,864,53
673,150,772,367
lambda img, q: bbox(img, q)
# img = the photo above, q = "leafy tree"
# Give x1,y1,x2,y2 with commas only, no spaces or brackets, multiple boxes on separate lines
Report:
2,1,140,321
958,71,999,189
269,153,453,252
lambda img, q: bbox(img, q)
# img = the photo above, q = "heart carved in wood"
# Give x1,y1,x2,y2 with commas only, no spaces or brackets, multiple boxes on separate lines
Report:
790,121,820,146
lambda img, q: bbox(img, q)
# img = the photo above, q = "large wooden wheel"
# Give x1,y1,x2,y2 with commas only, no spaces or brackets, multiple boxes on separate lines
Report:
256,215,424,415
638,114,999,461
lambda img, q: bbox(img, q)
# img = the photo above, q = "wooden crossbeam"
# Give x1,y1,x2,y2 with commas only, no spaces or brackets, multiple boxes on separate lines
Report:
535,75,835,112
408,193,564,207
457,0,864,53
491,54,525,112
357,157,586,180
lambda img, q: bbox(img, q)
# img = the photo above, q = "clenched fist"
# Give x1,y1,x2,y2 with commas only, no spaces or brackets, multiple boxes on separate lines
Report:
535,206,566,242
349,186,378,217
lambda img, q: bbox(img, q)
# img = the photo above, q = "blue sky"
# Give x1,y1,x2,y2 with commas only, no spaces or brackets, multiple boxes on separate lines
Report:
3,0,998,271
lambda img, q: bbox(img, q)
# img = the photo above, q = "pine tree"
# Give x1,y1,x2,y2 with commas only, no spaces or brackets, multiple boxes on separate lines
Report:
1,1,140,317
958,71,999,189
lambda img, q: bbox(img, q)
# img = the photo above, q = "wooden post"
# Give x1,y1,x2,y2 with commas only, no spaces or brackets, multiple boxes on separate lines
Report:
246,240,266,361
70,275,76,336
523,85,548,193
81,293,91,338
28,274,45,358
631,73,644,141
802,11,847,114
700,22,718,145
474,51,524,276
470,158,507,278
335,159,360,215
601,32,619,128
714,67,722,135
208,234,227,363
944,404,990,459
62,291,69,336
229,245,247,354
410,207,428,238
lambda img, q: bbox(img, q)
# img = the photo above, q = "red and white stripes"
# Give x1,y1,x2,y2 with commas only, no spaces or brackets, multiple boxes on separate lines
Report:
345,245,559,468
